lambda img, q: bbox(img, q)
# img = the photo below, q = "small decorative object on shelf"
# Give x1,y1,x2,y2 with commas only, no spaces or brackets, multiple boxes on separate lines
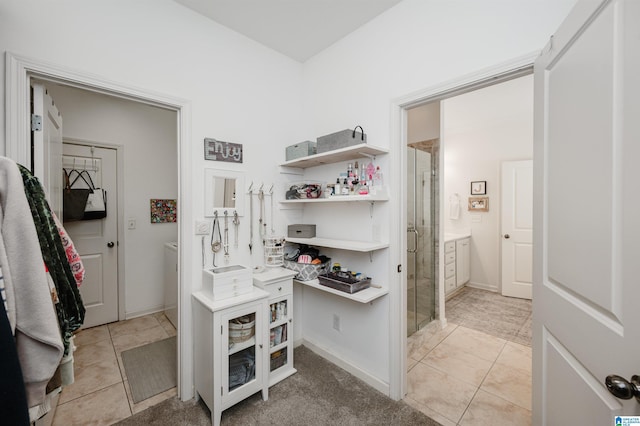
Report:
264,236,285,267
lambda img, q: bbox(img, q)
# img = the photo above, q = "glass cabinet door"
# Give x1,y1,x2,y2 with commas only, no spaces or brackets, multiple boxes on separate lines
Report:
267,295,290,373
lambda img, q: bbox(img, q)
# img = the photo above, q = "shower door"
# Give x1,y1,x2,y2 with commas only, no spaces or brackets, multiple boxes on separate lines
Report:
407,146,437,336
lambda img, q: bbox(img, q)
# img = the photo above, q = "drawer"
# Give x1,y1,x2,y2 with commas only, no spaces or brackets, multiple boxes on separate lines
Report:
260,279,293,299
445,276,456,293
444,241,456,253
211,282,252,301
445,263,456,279
445,252,456,264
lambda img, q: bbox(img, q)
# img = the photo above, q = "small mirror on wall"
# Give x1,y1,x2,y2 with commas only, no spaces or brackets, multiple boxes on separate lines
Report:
204,169,245,217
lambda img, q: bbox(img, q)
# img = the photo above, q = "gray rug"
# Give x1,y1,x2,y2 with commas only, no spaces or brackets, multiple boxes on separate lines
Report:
446,287,532,346
115,345,441,425
121,336,177,403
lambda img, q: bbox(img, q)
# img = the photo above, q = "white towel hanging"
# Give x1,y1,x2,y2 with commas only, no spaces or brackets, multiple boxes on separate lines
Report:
449,193,460,220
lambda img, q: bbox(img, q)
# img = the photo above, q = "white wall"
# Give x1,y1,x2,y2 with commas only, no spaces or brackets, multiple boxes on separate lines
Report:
0,0,305,400
443,75,534,291
300,0,574,391
45,84,178,317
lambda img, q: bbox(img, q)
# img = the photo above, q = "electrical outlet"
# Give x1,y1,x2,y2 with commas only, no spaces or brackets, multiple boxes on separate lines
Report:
333,314,340,332
195,220,211,235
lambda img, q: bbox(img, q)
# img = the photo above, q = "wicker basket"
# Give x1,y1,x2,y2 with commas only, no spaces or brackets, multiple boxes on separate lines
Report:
229,315,256,343
283,260,331,281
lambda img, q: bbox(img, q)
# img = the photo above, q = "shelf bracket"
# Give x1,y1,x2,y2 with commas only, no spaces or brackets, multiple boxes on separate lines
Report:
358,152,376,160
369,201,375,218
369,251,373,262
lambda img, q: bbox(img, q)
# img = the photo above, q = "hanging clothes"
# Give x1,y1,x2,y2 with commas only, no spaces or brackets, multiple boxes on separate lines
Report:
0,157,64,409
52,212,85,287
17,164,85,357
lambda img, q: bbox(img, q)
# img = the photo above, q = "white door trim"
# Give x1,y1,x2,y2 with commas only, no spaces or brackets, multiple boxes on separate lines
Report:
5,52,194,401
388,51,539,400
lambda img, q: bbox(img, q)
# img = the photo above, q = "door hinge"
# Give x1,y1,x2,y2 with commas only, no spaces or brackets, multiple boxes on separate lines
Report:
31,114,42,131
397,264,402,273
221,386,223,396
221,324,223,334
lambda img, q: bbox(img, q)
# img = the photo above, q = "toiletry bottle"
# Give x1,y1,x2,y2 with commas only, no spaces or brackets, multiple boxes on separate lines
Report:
341,178,349,195
374,166,383,186
334,178,341,196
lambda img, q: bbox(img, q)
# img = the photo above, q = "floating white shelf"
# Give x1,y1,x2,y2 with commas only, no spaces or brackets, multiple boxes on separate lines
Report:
280,192,388,204
294,278,388,303
285,237,388,252
280,143,389,169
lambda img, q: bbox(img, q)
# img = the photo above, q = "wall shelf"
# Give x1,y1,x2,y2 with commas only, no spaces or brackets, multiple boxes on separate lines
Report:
280,192,388,204
285,237,388,252
280,143,388,169
294,278,388,303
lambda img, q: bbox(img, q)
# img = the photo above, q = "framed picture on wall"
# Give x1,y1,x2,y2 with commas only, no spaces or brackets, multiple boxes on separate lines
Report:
468,196,489,212
470,181,486,195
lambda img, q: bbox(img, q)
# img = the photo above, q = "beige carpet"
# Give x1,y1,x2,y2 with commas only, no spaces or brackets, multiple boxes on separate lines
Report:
121,336,177,403
115,345,441,425
446,287,532,346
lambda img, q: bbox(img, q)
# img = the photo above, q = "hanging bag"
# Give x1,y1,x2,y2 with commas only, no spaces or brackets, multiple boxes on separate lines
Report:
76,170,107,220
62,169,91,222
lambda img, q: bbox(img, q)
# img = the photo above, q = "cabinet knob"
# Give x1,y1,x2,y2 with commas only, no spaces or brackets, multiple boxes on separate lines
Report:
259,344,263,349
504,234,510,239
278,287,282,291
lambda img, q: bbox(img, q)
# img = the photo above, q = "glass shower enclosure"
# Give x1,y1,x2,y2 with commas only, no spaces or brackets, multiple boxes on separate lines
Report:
407,143,438,336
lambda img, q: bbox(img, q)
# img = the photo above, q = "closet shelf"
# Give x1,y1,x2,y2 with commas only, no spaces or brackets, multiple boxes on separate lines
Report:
280,143,388,169
285,237,388,252
294,278,388,303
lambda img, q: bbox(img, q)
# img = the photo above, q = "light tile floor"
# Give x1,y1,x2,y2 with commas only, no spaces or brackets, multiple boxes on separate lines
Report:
406,323,532,426
52,312,177,426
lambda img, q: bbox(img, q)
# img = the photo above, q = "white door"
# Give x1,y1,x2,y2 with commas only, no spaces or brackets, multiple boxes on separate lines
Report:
501,160,533,299
62,144,119,328
32,83,63,218
533,0,640,423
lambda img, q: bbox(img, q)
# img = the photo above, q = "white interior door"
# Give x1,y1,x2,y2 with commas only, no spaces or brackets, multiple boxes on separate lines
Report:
32,82,63,218
533,0,640,423
63,144,119,328
501,160,533,299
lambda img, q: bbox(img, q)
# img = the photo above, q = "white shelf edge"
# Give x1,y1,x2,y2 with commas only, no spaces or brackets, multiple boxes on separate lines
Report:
228,336,256,355
280,192,388,204
285,237,389,252
269,341,288,353
294,278,388,303
280,143,389,169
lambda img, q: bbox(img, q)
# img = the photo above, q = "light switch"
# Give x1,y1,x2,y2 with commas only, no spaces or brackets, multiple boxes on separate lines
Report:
127,218,136,229
195,220,211,235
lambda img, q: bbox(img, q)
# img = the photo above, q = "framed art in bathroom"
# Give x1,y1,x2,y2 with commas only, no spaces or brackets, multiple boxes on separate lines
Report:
470,181,486,195
468,196,489,212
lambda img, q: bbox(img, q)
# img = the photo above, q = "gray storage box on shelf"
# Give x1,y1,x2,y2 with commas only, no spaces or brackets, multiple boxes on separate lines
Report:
317,128,367,154
287,224,316,239
318,273,371,294
286,140,317,161
283,260,330,281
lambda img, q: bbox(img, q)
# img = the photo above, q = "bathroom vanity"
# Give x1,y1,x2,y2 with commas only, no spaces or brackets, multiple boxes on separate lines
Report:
444,233,471,297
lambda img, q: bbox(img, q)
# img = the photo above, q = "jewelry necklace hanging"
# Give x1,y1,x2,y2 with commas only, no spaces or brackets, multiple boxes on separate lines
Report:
211,211,221,253
233,211,240,248
223,210,230,261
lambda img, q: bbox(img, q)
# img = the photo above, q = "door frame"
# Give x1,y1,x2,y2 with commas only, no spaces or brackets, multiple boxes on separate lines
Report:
63,138,125,323
5,52,194,401
388,52,538,400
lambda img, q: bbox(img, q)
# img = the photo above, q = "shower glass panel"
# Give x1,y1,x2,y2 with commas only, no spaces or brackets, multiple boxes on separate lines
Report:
407,146,437,336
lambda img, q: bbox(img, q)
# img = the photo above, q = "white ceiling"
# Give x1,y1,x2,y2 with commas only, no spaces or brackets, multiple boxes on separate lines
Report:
172,0,404,62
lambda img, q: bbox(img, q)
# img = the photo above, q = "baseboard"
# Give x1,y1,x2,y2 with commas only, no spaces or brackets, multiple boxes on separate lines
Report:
124,306,165,320
466,282,498,292
301,338,390,396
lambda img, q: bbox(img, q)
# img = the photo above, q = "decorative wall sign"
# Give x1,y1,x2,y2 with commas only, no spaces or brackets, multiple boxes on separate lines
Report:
468,196,489,212
204,138,243,163
471,181,486,195
150,199,177,223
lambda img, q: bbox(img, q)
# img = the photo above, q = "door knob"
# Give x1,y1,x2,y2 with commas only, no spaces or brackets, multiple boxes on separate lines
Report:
605,375,640,402
504,234,510,239
107,242,115,248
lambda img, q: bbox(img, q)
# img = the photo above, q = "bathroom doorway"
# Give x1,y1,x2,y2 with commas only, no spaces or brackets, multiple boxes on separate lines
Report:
406,139,439,336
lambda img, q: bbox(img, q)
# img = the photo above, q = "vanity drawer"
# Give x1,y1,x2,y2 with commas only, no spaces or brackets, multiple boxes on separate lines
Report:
445,276,456,293
445,263,456,279
445,252,456,265
444,241,456,253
